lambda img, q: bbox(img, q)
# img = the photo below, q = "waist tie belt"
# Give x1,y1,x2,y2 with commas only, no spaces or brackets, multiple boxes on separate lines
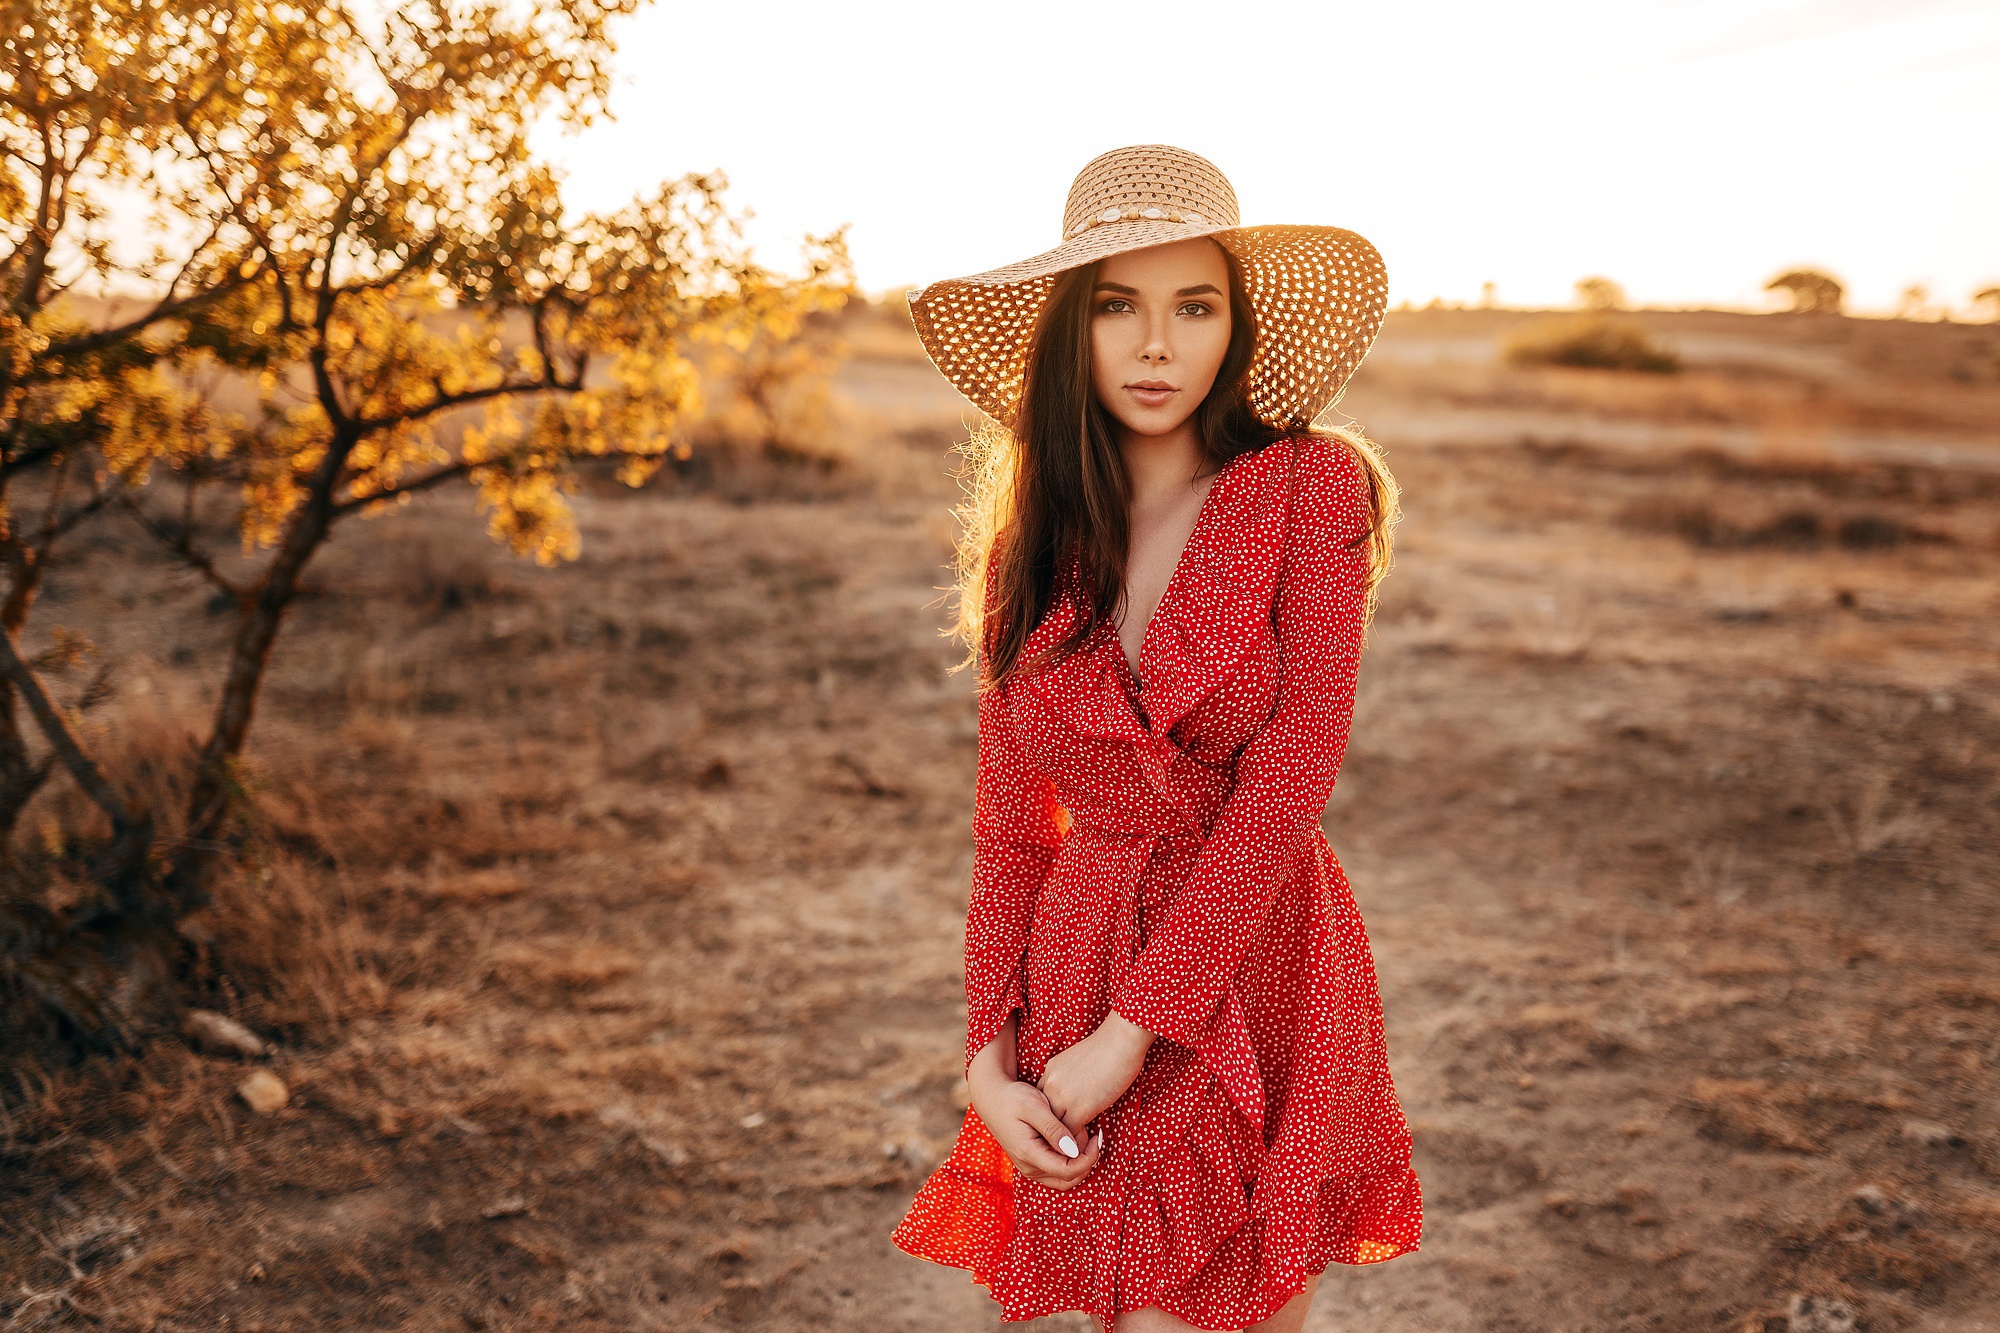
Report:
1061,814,1272,1137
1065,818,1204,958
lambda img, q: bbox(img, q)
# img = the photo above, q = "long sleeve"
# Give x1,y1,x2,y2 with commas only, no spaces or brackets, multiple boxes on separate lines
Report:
1109,439,1373,1047
963,679,1067,1070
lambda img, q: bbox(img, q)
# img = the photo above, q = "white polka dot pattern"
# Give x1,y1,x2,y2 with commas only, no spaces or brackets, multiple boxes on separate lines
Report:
892,437,1424,1329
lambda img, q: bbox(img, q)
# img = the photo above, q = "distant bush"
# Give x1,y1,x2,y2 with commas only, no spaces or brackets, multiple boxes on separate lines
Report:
1765,268,1845,314
1502,315,1680,373
1574,276,1627,311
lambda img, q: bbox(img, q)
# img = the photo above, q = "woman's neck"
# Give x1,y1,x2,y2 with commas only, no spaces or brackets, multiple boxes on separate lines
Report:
1117,420,1207,506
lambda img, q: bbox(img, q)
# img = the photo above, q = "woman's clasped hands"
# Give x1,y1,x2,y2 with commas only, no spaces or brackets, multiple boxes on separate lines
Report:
966,1011,1155,1191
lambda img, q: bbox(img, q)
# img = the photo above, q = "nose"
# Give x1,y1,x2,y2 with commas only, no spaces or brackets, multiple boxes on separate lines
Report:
1139,311,1172,366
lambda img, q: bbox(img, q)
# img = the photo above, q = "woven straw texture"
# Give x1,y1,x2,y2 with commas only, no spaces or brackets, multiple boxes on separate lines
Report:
908,145,1388,428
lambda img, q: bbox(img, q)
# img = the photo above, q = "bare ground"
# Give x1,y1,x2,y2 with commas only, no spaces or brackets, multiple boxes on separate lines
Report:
3,308,1999,1331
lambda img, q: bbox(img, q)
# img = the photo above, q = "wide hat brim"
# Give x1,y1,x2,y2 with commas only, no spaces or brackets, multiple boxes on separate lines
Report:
907,219,1388,428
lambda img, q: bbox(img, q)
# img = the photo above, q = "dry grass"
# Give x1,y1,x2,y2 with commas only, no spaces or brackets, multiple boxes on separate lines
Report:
2,305,1997,1331
1352,307,2000,438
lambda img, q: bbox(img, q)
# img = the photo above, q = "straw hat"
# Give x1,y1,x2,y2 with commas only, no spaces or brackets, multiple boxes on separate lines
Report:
906,144,1388,430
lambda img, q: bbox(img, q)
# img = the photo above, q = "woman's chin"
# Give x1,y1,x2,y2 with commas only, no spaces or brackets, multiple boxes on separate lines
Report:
1111,408,1200,440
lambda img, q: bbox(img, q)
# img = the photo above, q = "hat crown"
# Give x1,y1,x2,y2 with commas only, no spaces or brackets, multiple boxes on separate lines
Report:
1060,144,1241,240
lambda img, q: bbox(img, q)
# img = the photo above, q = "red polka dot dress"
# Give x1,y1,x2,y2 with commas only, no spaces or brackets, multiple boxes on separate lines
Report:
892,435,1424,1329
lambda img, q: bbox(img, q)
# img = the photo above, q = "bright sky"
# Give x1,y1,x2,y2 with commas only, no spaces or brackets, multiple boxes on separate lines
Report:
539,0,1999,316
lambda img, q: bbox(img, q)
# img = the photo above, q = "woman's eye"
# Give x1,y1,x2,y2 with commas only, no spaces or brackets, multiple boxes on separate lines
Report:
1178,302,1211,317
1100,298,1133,314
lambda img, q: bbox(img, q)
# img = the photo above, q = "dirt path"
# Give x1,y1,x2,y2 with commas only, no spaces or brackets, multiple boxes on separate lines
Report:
5,324,1999,1331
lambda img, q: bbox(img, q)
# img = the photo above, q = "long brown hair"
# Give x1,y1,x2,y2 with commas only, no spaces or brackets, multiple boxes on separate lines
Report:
950,242,1398,690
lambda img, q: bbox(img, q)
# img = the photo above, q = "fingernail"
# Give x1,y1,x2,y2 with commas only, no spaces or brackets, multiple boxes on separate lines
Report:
1059,1135,1078,1158
1095,1130,1104,1150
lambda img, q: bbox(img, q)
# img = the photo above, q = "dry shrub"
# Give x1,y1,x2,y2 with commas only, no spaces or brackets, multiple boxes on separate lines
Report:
382,531,532,616
1778,1208,1975,1295
484,940,640,1002
3,671,388,1053
1826,776,1938,862
1617,494,1943,551
1944,1191,2000,1234
1517,439,2000,542
15,664,206,884
839,292,930,363
689,325,849,468
180,850,390,1037
653,309,872,502
1353,309,2000,434
1834,1238,1951,1289
1685,1078,1824,1153
1503,315,1681,373
3,669,206,1049
395,864,532,905
1697,947,1793,977
582,298,961,505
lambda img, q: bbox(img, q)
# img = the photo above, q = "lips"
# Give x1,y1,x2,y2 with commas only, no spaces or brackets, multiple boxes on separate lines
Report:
1124,380,1179,408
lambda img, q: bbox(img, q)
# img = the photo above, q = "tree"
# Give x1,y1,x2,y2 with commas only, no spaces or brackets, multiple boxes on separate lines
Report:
1764,268,1844,315
1,0,848,1048
1574,276,1626,312
0,0,284,873
0,1,311,1045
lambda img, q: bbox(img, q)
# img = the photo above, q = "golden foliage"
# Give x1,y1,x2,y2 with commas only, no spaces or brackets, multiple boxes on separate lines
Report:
0,0,850,1041
6,0,852,577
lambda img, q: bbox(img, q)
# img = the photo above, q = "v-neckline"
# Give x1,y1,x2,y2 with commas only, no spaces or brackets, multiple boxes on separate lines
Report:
1113,460,1231,693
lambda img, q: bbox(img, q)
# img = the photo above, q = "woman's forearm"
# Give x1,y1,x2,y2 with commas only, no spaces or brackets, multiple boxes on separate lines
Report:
969,1010,1021,1088
1102,1008,1157,1057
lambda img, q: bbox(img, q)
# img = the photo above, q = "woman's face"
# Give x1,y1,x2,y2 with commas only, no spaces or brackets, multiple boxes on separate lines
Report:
1088,238,1233,440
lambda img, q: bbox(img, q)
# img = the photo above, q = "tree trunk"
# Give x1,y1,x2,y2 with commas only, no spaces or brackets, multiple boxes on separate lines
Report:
170,429,357,906
0,472,46,856
0,676,52,861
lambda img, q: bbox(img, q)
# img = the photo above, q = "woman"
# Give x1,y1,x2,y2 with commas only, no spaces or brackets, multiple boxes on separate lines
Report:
891,145,1423,1333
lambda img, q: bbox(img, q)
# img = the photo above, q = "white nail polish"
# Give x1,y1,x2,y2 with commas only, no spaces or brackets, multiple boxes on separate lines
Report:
1095,1130,1104,1150
1059,1135,1078,1158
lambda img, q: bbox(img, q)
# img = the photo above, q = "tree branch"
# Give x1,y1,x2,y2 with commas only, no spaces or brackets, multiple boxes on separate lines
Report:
353,374,578,433
117,495,246,598
311,111,420,325
336,439,672,516
326,228,443,301
531,299,559,383
0,435,60,483
0,628,132,835
43,491,117,548
33,465,117,557
46,273,255,359
333,459,474,513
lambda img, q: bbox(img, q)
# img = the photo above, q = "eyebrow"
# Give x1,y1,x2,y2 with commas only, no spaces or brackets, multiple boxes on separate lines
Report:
1094,281,1225,297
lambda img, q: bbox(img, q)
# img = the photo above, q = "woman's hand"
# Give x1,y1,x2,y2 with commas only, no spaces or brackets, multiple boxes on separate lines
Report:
967,1017,1103,1190
1037,1009,1155,1138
